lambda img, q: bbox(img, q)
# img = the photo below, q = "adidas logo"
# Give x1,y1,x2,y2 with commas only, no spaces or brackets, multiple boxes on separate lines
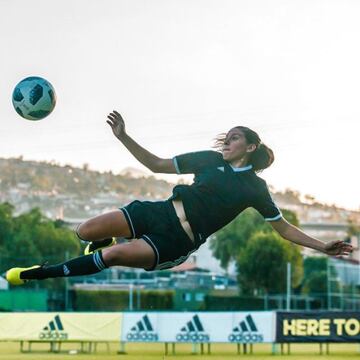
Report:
228,314,264,343
63,265,70,276
126,315,158,342
217,166,225,172
176,314,210,342
39,315,68,340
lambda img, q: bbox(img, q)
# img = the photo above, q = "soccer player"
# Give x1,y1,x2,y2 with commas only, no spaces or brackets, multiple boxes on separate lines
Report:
5,111,353,285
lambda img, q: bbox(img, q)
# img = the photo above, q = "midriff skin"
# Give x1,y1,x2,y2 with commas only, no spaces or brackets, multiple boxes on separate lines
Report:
171,198,195,243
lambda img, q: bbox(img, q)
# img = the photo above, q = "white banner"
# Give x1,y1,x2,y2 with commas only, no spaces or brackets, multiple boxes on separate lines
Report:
230,312,274,343
0,312,121,341
121,311,275,343
122,312,159,342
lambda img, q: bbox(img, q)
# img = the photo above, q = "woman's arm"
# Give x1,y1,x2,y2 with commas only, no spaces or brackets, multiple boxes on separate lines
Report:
270,217,353,256
106,110,176,173
119,133,162,172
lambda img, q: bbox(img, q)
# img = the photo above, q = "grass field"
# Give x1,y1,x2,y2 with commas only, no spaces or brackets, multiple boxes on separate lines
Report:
0,341,359,360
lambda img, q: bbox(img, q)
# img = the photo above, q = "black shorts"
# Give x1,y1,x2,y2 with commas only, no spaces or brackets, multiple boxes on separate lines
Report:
119,199,197,271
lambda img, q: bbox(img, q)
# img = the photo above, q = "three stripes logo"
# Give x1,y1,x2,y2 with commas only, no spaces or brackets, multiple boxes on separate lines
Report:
126,315,158,342
39,315,68,340
176,314,210,342
63,265,70,276
228,314,264,343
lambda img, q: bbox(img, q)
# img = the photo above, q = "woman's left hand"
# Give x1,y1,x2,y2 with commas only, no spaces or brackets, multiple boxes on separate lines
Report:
323,240,353,256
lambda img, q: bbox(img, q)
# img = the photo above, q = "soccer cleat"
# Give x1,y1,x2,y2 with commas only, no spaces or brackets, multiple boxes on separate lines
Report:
84,237,116,255
5,265,41,286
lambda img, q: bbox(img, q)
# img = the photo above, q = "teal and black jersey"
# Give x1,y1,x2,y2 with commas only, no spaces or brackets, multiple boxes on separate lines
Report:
168,150,282,245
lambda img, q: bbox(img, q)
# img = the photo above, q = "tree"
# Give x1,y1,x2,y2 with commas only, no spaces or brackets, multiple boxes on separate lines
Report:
210,208,300,270
303,256,327,279
210,207,304,294
283,189,301,204
301,256,330,295
301,271,327,295
209,208,268,270
0,204,80,292
280,209,299,227
0,203,15,270
237,231,303,294
9,207,80,264
0,202,15,247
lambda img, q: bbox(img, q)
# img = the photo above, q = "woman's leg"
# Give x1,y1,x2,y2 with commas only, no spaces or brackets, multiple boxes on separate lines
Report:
102,239,156,269
6,208,157,284
15,238,156,282
76,210,132,241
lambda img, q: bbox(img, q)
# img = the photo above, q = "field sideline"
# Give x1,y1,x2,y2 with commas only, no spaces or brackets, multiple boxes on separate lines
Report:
0,341,359,360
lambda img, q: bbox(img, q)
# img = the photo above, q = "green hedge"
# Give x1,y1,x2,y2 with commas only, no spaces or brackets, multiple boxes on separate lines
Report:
205,295,265,310
205,294,323,310
73,289,174,311
140,290,174,310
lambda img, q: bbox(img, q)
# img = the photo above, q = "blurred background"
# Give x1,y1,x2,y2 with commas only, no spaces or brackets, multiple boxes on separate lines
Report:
0,0,359,333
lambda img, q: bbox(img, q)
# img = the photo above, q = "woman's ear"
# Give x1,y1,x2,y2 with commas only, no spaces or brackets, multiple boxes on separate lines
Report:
246,144,257,153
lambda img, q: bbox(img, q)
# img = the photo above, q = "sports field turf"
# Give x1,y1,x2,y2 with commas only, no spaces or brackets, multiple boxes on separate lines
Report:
0,341,359,359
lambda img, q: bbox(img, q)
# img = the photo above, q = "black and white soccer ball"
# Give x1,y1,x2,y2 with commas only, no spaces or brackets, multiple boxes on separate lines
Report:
12,76,56,120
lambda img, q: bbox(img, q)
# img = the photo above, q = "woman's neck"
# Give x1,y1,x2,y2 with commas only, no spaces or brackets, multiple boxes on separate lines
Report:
230,157,248,168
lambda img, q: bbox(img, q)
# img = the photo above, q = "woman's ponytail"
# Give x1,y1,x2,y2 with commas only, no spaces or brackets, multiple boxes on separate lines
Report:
249,142,274,172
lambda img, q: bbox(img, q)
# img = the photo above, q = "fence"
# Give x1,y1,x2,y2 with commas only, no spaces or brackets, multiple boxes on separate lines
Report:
0,311,359,354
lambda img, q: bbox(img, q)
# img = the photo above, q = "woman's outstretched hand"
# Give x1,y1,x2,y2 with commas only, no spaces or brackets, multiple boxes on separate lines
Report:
107,110,127,140
323,240,353,256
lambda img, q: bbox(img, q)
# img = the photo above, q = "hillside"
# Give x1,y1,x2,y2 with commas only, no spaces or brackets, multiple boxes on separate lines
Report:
0,157,358,224
0,157,174,218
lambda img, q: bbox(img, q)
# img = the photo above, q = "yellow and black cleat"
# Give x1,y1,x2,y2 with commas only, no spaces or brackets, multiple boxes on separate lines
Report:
84,237,116,255
5,265,41,286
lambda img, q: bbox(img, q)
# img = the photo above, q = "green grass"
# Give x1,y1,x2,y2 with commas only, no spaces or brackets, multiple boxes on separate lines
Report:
0,341,359,359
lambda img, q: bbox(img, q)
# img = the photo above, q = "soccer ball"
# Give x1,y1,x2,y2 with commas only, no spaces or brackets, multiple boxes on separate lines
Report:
12,76,56,120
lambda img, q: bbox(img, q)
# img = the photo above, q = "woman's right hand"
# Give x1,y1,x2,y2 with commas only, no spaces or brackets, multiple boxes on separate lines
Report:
107,110,127,140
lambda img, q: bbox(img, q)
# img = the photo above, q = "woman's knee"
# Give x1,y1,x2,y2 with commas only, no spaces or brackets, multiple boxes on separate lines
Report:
102,245,122,266
75,221,94,241
75,210,132,241
102,240,156,269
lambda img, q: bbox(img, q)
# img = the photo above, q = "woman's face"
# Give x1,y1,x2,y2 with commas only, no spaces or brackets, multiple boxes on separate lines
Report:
222,128,255,161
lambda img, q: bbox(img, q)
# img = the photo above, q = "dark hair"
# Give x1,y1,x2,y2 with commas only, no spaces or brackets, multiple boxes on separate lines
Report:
212,126,274,173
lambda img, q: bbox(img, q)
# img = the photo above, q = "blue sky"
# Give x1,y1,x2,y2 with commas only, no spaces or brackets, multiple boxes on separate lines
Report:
0,0,359,210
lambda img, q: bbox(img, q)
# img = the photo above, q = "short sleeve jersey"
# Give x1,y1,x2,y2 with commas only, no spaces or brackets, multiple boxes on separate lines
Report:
168,150,282,245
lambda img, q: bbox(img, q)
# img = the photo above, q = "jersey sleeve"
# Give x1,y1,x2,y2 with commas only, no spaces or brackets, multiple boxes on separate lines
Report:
172,150,223,174
253,181,282,222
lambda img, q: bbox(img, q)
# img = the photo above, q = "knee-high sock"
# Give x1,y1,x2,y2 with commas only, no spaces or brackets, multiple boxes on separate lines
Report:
20,251,108,280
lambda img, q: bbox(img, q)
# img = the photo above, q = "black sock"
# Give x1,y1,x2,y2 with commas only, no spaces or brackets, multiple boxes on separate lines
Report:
21,251,108,280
